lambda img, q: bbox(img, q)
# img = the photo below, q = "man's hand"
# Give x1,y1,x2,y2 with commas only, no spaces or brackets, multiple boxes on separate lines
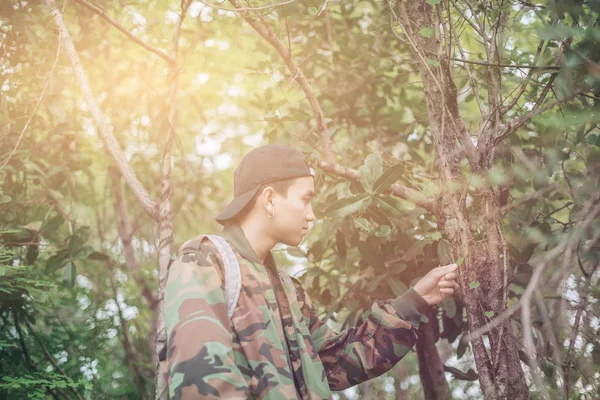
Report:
413,263,460,305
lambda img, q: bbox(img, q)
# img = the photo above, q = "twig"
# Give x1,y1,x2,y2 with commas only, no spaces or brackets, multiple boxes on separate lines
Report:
316,0,335,17
500,39,547,115
198,0,295,12
450,23,486,120
449,0,488,44
500,183,560,215
72,0,176,66
451,57,559,70
493,88,585,146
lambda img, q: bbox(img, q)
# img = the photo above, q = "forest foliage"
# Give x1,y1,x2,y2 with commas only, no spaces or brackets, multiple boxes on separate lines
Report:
1,0,599,399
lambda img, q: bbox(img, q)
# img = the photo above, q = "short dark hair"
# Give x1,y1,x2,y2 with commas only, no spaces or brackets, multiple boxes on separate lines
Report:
233,178,297,223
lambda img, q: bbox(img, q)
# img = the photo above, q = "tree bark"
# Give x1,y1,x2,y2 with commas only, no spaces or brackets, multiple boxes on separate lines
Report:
395,1,529,398
416,308,451,400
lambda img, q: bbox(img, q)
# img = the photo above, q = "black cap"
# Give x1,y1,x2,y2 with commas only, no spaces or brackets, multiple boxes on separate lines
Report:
216,144,314,225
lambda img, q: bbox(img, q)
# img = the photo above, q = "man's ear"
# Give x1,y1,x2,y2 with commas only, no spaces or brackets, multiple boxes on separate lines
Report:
261,186,276,212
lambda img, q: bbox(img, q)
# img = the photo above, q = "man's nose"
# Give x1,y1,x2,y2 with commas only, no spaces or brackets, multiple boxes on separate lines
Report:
307,205,315,222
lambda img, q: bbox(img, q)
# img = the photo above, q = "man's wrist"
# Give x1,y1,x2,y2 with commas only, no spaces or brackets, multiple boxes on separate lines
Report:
390,288,430,327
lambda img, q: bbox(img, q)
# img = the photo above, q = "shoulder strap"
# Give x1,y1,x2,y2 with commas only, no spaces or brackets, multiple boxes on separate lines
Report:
207,235,241,319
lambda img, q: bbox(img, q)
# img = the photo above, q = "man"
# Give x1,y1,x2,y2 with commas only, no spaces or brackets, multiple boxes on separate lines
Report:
163,144,459,399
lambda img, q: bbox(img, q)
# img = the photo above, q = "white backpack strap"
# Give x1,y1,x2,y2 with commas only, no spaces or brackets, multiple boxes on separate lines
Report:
207,235,241,319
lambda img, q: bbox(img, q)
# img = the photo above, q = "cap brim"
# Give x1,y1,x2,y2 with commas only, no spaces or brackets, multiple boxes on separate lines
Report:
215,185,261,225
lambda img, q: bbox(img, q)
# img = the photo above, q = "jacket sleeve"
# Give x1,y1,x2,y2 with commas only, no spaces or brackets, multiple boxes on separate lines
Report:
164,240,250,399
293,280,429,390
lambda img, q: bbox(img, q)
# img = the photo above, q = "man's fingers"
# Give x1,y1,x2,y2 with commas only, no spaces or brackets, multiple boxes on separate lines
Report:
439,288,454,295
435,263,458,277
438,280,456,289
444,272,458,281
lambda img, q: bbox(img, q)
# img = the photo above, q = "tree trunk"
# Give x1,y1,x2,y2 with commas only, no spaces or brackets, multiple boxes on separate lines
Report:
416,308,451,400
396,1,529,398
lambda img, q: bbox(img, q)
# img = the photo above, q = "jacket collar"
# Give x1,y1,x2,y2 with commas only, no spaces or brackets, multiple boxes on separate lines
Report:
220,222,277,269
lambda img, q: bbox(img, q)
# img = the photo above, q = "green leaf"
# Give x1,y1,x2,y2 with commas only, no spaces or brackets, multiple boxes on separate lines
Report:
426,58,440,67
469,281,480,289
366,275,387,292
88,251,110,262
375,225,391,237
358,154,383,193
335,181,352,199
324,193,369,219
419,27,435,38
457,334,469,359
537,25,581,40
484,311,495,318
533,169,550,190
41,215,65,235
62,261,76,288
308,6,317,16
24,221,43,232
426,0,441,4
4,211,16,222
456,256,464,266
373,164,404,193
354,218,373,233
372,194,404,217
388,279,407,296
45,249,69,273
0,195,11,204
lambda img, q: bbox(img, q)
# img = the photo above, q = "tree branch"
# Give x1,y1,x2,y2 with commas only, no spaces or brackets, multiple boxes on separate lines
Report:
198,0,295,12
45,0,159,219
449,0,488,45
72,0,176,66
318,160,438,214
228,0,332,161
111,171,157,309
499,39,547,116
451,57,560,70
226,0,441,214
493,87,583,146
154,2,189,397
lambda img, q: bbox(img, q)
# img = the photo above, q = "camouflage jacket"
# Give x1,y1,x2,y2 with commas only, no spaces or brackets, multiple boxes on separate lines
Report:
163,223,429,399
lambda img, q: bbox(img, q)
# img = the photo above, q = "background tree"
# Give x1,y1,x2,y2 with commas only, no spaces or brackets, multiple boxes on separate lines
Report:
1,0,598,399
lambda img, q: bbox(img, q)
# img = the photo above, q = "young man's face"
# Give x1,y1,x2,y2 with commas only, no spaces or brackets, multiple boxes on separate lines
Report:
271,176,315,246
